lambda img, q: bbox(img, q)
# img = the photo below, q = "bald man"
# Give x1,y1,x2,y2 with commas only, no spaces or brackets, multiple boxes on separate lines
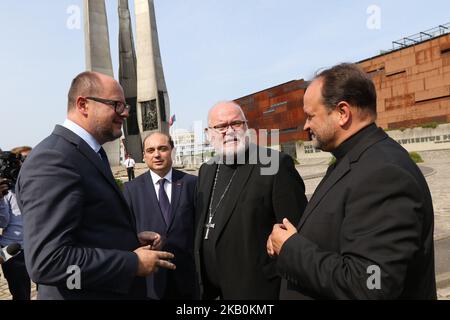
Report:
194,101,308,299
123,132,198,299
16,71,175,300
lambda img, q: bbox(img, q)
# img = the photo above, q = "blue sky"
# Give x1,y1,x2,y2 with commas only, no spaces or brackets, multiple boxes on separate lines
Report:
1,0,449,150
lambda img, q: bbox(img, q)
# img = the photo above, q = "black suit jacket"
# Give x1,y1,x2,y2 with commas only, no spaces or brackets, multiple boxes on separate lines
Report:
123,169,198,299
16,125,146,300
278,125,436,299
195,147,308,299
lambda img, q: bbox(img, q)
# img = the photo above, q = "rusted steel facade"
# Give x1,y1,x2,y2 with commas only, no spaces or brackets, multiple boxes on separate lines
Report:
235,31,450,147
359,33,450,130
235,80,310,146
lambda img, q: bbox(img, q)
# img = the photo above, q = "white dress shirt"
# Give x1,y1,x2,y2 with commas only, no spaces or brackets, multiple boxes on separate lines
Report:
149,169,172,203
124,158,135,168
62,119,102,154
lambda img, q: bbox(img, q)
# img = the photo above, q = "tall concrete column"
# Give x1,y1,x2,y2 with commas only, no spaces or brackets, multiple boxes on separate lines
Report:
135,0,170,139
118,0,142,161
84,0,121,165
84,0,114,76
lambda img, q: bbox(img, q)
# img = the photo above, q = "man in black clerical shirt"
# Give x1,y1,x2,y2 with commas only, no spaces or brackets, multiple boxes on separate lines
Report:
267,63,436,299
194,101,308,299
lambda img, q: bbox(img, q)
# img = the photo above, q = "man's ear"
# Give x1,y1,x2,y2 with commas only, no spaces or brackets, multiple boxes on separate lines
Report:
76,96,89,116
336,101,351,127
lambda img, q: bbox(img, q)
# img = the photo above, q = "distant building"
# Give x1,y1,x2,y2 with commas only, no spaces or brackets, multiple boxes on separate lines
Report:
235,79,309,159
172,128,214,166
234,23,450,160
359,24,450,130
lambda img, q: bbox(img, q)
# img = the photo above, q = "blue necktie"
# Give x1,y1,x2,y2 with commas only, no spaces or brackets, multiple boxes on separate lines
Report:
158,178,171,225
98,147,110,169
98,147,115,181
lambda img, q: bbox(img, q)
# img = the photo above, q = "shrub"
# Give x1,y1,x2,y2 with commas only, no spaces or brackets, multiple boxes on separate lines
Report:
115,178,124,190
409,152,423,163
420,122,438,129
329,156,336,166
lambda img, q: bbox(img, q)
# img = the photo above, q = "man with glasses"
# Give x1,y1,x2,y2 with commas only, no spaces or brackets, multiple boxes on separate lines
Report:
194,101,308,299
16,71,176,300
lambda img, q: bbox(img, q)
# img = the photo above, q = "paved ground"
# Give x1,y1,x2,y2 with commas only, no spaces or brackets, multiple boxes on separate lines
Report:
0,279,37,300
1,149,449,299
294,149,450,300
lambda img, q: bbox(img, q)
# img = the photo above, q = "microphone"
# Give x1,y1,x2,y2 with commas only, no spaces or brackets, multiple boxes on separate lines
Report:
0,243,21,264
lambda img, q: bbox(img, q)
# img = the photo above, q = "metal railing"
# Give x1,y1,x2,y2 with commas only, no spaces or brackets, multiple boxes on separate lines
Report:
391,23,450,50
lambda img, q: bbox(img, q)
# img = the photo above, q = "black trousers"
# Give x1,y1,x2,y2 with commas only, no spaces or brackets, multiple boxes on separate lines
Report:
1,251,31,300
127,168,135,181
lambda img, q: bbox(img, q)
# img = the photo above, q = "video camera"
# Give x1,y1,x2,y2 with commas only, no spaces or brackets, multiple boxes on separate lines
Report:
0,151,23,190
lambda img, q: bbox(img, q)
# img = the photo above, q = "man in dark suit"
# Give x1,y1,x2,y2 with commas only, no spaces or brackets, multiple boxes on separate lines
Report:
123,132,198,299
16,71,175,300
267,63,436,299
195,101,308,299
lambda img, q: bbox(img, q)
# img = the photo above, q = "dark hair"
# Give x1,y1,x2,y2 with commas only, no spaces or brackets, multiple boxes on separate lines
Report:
315,63,377,118
67,71,102,111
142,132,175,150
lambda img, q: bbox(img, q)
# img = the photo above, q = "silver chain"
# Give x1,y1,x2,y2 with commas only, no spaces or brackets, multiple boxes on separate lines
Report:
204,165,237,239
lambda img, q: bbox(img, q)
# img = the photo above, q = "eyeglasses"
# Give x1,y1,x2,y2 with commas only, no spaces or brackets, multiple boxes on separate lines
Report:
85,96,130,114
208,120,247,133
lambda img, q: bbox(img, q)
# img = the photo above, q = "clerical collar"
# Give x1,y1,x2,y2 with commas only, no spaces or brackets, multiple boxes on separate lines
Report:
332,123,377,160
223,163,240,169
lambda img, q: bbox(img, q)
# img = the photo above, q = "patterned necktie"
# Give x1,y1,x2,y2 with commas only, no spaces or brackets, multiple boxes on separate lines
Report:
158,178,171,225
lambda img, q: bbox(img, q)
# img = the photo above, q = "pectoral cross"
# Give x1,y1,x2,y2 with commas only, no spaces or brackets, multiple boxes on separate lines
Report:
204,216,215,240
